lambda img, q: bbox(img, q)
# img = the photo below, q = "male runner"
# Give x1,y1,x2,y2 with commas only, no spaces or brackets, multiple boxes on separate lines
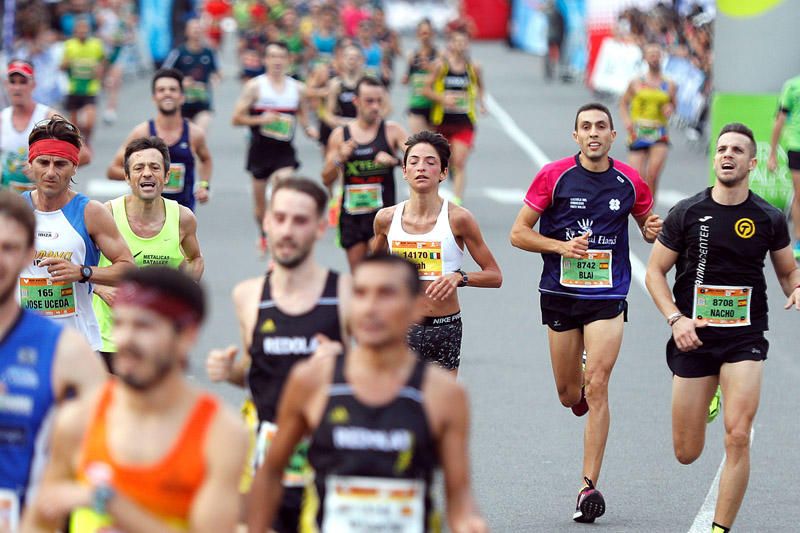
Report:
61,17,105,147
23,267,248,532
768,72,800,260
373,130,502,372
94,136,204,370
206,177,350,532
162,18,221,132
1,61,59,193
646,123,800,533
619,43,677,198
426,28,486,204
107,68,213,211
21,115,133,351
510,103,662,522
232,42,319,255
322,44,365,134
323,76,407,270
247,254,488,533
0,191,106,530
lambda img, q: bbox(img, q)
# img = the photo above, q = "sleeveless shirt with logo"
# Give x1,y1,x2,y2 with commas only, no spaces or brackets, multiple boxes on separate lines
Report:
340,121,396,217
148,119,196,210
1,103,50,192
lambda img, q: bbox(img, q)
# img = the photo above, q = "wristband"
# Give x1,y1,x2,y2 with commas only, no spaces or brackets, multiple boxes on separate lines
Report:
667,312,684,327
199,180,210,190
455,269,468,288
92,484,115,515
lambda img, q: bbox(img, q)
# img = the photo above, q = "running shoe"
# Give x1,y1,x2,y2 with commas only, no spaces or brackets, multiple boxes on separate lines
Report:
102,109,117,125
571,387,588,417
573,477,605,523
707,385,722,424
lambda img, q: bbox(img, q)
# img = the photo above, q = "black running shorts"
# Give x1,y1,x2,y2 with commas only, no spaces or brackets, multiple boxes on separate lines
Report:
540,294,627,332
247,142,299,180
788,150,800,170
408,312,462,370
666,331,768,378
339,211,377,249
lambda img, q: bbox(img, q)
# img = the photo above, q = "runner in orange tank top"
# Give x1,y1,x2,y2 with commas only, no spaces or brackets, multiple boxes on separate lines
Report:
22,267,247,533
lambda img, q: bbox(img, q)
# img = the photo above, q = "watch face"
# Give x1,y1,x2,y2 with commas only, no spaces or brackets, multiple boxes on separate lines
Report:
82,266,92,279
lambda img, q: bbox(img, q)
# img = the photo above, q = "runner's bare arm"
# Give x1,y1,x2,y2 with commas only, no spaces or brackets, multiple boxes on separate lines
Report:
619,81,635,133
324,78,343,127
107,123,149,180
770,245,800,309
370,206,393,254
510,205,588,257
247,361,317,533
178,206,204,281
296,85,318,139
231,80,262,127
322,127,346,186
768,111,787,171
52,329,107,401
633,210,663,243
190,124,213,201
422,60,444,104
427,371,487,533
473,62,487,113
187,408,248,533
336,273,353,348
452,207,502,288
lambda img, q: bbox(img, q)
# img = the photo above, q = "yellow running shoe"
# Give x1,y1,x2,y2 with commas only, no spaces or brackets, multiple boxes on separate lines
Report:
707,385,722,424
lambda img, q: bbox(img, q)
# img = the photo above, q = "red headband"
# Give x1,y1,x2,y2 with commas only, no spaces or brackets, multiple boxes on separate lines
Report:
114,282,201,328
28,139,80,166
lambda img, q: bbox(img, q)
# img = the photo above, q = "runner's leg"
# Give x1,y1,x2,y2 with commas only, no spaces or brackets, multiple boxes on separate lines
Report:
346,242,368,271
671,374,718,464
408,113,428,135
252,176,268,236
627,149,648,189
714,360,762,528
581,314,623,483
644,143,669,199
547,328,584,408
82,103,97,144
450,140,470,201
192,110,213,133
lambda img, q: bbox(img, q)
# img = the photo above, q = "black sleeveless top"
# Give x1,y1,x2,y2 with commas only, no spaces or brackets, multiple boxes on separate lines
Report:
335,78,357,118
341,120,396,215
307,354,439,531
247,270,341,423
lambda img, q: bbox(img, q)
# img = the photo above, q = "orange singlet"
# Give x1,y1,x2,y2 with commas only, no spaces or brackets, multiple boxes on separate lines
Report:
70,380,219,531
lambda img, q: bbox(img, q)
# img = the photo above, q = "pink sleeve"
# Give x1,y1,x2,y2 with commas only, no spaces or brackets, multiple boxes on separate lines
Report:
630,171,654,218
523,168,554,213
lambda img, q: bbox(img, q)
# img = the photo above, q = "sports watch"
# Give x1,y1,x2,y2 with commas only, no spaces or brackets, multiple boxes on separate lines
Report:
79,265,93,283
92,484,115,515
455,269,468,287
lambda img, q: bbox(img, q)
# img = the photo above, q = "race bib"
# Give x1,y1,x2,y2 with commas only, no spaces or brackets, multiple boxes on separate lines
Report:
560,250,613,288
165,163,186,194
635,122,664,143
445,90,469,114
7,180,35,193
392,240,443,280
184,82,208,103
322,476,425,533
693,285,751,327
0,489,19,533
19,277,76,317
343,183,383,215
256,421,312,487
259,113,296,141
72,58,96,80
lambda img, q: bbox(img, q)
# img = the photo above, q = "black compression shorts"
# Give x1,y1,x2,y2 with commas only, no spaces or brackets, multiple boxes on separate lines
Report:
408,312,462,370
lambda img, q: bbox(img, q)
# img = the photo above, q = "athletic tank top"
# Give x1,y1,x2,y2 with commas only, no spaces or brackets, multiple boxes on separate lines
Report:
0,310,61,511
0,103,50,192
148,119,196,210
341,121,396,216
92,196,184,353
20,192,102,350
408,49,437,109
335,78,358,119
250,74,300,145
360,40,383,75
311,31,337,58
248,270,341,423
304,355,439,532
70,381,219,531
388,200,463,281
431,60,477,126
630,79,671,127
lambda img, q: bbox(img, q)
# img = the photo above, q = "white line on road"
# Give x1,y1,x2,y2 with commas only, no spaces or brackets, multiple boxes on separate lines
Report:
483,187,527,204
87,179,129,198
485,94,551,170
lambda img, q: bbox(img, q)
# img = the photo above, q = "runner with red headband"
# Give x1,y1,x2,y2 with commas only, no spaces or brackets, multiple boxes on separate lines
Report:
19,115,134,351
24,266,248,532
1,60,89,193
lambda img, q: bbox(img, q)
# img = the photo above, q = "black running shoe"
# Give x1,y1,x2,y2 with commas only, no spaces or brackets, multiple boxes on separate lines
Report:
573,477,605,523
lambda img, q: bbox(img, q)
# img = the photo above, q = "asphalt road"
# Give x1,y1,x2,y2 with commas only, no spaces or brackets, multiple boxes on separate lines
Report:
76,37,799,532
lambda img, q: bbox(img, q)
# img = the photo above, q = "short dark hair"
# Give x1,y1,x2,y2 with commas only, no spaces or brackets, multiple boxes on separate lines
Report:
403,131,451,171
28,114,82,150
0,190,36,247
271,176,329,217
718,122,757,157
357,253,422,296
120,266,206,326
123,136,171,177
265,41,290,54
574,102,615,131
356,75,384,96
151,68,183,94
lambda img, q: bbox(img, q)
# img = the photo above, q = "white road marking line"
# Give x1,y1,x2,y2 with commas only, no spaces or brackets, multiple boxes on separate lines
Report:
87,180,129,198
687,428,755,533
658,189,688,209
485,94,551,170
483,187,527,204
